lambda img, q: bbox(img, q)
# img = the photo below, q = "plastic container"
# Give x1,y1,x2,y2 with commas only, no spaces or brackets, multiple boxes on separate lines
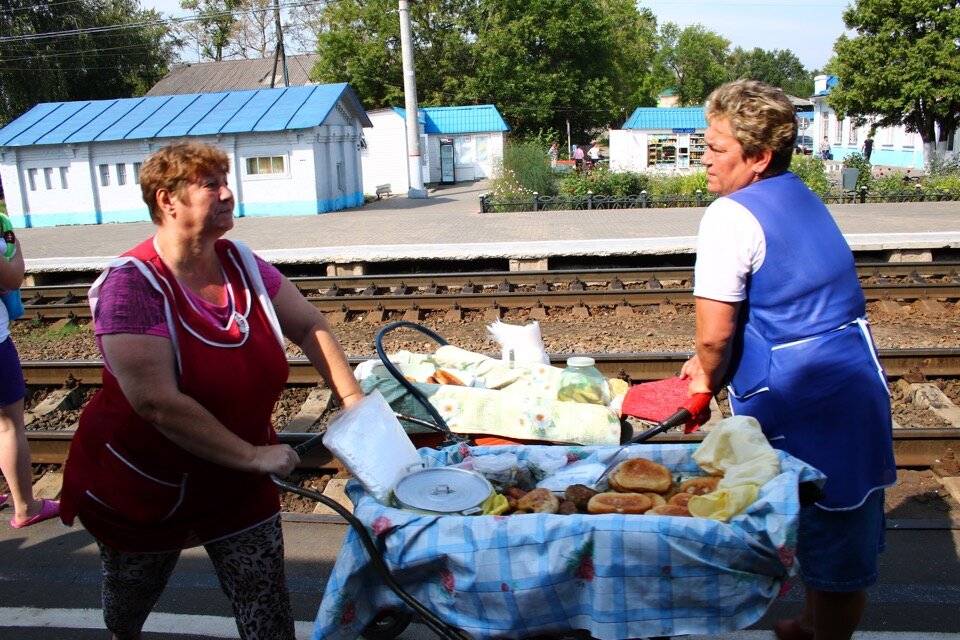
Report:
556,356,611,405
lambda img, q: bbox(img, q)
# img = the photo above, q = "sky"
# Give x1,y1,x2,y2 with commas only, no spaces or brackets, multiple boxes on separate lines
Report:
143,0,851,72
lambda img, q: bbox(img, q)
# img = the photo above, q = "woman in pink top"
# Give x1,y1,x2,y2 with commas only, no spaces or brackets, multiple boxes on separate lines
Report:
60,142,363,640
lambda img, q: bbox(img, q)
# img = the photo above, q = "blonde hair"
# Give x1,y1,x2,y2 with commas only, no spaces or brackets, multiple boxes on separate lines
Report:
140,142,230,223
704,80,797,178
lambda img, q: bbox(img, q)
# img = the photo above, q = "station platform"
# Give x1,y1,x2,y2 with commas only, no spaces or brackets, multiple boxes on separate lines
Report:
15,179,960,281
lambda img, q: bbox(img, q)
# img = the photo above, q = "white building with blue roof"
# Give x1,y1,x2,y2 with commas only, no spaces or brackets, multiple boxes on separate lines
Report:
608,107,708,173
360,105,509,196
0,83,372,228
810,74,958,170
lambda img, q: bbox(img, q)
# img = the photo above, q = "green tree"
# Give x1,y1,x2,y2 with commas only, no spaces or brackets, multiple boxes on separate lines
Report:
655,23,730,106
466,0,619,138
598,0,659,123
724,47,813,98
0,0,177,124
827,0,960,165
310,0,474,109
179,0,243,61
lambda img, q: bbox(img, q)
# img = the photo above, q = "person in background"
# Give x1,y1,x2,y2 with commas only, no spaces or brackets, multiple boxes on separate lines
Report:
862,132,875,164
548,142,559,170
587,141,602,169
573,144,585,172
681,80,896,640
820,135,832,160
59,142,364,640
0,223,61,529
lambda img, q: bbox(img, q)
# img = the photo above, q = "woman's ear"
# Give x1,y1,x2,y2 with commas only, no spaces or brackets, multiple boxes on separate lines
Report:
751,148,773,175
155,188,176,219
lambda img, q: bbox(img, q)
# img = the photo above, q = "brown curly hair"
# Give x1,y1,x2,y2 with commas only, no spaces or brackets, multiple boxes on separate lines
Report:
704,80,798,178
140,142,231,224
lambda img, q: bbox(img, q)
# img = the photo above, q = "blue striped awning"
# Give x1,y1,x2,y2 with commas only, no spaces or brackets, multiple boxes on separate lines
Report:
394,105,510,134
622,107,706,131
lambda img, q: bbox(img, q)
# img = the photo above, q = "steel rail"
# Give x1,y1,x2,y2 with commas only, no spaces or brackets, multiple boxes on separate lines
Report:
17,281,960,320
20,348,960,386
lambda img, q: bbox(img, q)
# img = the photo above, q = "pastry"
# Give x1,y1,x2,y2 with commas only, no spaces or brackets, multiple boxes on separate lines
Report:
517,488,560,514
607,457,673,494
587,491,653,515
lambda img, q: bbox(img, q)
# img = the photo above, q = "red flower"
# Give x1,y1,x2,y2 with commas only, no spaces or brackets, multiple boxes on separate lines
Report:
340,601,356,625
440,569,455,595
372,516,393,536
575,554,595,580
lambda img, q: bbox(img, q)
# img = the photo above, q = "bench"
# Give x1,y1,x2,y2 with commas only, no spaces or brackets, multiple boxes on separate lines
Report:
375,184,392,199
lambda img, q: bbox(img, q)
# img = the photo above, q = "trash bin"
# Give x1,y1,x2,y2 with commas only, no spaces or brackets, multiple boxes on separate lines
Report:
842,167,860,191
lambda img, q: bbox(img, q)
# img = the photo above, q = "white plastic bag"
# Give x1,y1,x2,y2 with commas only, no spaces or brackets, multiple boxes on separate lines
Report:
486,320,550,365
322,389,421,503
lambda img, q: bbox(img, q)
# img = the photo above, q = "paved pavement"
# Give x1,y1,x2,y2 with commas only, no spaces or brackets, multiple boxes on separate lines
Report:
0,512,958,639
16,179,960,276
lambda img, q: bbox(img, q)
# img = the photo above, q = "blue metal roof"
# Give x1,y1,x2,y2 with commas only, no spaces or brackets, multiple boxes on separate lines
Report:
0,83,372,147
622,107,706,130
394,105,510,134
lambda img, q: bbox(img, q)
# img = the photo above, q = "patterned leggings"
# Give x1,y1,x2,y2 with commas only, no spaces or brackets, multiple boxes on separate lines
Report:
97,516,295,640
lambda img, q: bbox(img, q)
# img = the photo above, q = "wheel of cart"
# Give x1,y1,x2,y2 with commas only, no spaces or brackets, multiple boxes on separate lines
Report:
273,440,472,640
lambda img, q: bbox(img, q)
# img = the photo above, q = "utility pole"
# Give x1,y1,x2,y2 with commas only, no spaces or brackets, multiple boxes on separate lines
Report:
398,0,427,198
270,0,289,88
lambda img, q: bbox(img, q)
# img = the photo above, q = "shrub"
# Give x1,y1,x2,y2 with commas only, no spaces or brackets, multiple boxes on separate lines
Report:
558,168,650,197
840,152,873,191
490,141,558,199
789,154,831,196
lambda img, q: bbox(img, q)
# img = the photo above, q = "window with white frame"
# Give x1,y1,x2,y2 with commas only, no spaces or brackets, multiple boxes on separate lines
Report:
99,164,110,187
59,167,69,189
420,134,428,166
27,168,37,191
475,135,489,163
43,167,53,189
847,121,858,145
833,120,842,143
882,127,894,146
116,163,127,186
454,136,475,165
133,162,142,184
244,155,287,176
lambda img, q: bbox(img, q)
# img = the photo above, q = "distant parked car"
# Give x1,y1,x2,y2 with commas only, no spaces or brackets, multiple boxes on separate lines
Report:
795,135,814,155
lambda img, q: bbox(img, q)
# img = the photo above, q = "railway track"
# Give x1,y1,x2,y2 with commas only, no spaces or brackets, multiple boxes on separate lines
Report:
18,261,960,320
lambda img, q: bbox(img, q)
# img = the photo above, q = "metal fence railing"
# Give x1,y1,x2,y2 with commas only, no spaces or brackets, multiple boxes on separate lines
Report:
479,185,960,213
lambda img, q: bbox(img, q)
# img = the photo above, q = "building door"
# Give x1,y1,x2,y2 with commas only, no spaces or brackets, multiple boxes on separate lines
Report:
439,138,455,184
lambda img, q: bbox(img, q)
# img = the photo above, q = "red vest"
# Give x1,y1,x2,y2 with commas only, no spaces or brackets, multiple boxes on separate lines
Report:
61,238,289,551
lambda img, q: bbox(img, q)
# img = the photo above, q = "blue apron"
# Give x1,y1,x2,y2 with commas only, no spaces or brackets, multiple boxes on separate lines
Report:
722,173,896,510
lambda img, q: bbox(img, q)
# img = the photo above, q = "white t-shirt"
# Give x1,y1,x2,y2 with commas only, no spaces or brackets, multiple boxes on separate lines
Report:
588,146,601,160
692,197,766,302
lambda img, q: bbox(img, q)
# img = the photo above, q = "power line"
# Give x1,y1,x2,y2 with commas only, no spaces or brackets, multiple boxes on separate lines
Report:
0,0,318,43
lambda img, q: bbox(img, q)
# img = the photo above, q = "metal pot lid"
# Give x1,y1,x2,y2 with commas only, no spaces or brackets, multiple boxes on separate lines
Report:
393,467,493,514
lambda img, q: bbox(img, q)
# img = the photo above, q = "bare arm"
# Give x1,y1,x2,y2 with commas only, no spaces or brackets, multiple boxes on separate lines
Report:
0,237,25,291
271,277,364,408
681,297,740,395
102,333,299,476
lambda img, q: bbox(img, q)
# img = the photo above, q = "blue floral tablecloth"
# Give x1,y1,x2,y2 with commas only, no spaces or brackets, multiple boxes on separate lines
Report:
312,443,823,640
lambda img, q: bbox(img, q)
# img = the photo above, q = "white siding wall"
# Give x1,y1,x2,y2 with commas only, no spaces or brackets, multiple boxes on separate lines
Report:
609,130,648,172
361,110,409,196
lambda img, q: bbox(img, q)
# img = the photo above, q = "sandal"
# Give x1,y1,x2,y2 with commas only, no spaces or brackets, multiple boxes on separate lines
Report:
774,618,814,640
10,499,60,529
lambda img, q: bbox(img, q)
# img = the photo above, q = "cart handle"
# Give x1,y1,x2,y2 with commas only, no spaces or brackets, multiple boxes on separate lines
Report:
271,476,472,640
627,392,712,444
375,321,466,445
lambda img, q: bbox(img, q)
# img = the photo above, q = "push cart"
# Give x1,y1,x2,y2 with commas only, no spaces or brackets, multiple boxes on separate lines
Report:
275,323,823,639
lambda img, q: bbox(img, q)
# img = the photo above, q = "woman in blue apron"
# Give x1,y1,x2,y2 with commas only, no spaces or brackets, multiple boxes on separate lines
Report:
681,80,896,640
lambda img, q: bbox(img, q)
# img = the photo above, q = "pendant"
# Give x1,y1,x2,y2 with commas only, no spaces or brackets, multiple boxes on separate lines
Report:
234,311,249,335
